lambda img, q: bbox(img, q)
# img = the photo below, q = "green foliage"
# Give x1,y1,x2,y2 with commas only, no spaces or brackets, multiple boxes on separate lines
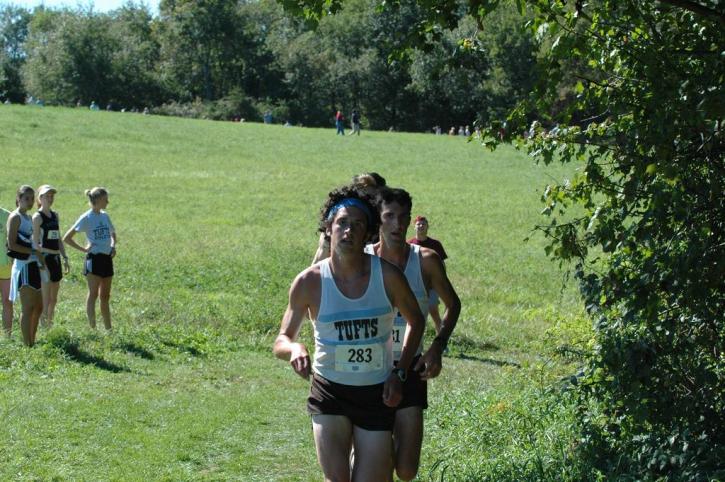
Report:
0,5,30,102
21,4,161,107
486,1,725,479
2,0,539,128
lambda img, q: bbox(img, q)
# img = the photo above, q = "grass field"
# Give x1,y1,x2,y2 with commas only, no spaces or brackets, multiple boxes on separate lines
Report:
1,105,591,480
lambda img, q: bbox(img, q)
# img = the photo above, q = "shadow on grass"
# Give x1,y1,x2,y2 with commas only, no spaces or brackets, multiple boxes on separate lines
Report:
63,345,130,373
114,341,155,360
451,353,521,368
160,340,205,357
452,333,499,352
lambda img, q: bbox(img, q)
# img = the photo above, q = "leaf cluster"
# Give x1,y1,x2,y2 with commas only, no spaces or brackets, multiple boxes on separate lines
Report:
482,1,725,478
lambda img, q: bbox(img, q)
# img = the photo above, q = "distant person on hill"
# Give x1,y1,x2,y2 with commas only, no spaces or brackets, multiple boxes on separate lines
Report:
1,202,14,337
368,188,461,481
63,187,116,331
89,101,100,111
311,172,386,265
33,185,69,329
335,110,345,135
7,185,45,346
350,109,361,136
407,216,448,334
273,184,425,482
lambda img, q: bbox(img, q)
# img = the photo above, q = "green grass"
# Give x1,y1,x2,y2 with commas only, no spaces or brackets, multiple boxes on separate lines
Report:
0,105,592,480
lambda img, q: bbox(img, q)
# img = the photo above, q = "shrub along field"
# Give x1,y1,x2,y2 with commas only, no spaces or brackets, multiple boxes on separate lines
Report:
0,105,592,480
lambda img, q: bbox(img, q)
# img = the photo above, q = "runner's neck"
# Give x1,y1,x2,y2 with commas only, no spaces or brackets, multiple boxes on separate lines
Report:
377,241,408,271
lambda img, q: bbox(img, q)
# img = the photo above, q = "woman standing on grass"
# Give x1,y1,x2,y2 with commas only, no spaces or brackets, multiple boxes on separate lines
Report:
6,185,44,346
32,185,69,329
63,187,116,331
1,203,14,337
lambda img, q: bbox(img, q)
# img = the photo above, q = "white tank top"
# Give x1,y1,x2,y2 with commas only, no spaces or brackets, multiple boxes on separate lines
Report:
312,255,394,386
365,244,429,361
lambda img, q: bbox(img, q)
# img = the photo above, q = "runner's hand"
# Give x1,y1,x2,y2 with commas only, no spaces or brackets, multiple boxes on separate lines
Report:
383,374,402,407
290,343,311,380
62,257,70,274
415,345,442,380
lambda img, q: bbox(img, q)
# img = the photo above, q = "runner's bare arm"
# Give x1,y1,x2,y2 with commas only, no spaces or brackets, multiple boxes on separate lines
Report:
416,248,461,379
382,260,425,371
30,214,48,268
57,214,70,272
273,270,316,380
62,227,87,253
31,214,45,253
381,260,426,406
110,232,117,257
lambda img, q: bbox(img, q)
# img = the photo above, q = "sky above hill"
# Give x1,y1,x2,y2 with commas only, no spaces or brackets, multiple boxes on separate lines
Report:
7,0,159,14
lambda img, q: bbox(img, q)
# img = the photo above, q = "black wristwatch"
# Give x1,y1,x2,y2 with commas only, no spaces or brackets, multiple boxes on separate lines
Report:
392,367,407,382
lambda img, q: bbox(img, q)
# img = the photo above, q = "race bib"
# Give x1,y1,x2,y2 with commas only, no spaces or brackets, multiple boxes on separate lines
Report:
47,230,60,240
335,343,383,373
391,327,404,360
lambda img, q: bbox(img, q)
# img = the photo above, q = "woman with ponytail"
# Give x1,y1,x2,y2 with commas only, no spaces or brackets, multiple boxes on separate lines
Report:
63,187,116,330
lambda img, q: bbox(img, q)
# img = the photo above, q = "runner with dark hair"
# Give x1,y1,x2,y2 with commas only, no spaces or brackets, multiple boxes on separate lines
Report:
370,187,461,481
274,184,425,481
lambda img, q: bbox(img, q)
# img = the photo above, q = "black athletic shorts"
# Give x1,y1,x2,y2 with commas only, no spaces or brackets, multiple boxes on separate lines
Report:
43,254,63,283
84,253,114,278
15,262,41,291
307,373,396,431
396,355,428,410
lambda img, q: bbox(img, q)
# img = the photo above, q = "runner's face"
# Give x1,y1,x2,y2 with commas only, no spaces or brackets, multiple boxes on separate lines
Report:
329,206,368,253
414,219,428,237
18,192,34,210
380,202,411,246
94,195,109,209
40,192,55,208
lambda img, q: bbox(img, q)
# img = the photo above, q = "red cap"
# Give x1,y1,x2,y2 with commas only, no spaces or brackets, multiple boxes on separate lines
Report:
414,215,427,223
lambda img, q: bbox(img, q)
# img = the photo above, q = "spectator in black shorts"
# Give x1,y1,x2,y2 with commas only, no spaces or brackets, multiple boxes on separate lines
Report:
63,187,117,330
6,185,45,346
33,185,69,329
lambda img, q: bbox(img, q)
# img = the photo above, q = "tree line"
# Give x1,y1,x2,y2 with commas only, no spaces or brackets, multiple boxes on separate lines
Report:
0,0,537,131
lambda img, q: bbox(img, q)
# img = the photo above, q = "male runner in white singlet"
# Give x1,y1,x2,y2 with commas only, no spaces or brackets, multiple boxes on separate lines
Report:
274,184,425,482
369,187,461,481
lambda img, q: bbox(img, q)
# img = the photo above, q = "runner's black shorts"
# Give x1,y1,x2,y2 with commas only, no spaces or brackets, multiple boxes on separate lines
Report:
307,372,395,431
396,355,428,410
43,254,63,283
84,253,114,278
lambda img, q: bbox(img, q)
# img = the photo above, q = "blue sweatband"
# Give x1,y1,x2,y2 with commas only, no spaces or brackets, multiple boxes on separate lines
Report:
326,198,373,225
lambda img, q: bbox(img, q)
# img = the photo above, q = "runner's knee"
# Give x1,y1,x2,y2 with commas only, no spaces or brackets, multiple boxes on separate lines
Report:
395,459,419,481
